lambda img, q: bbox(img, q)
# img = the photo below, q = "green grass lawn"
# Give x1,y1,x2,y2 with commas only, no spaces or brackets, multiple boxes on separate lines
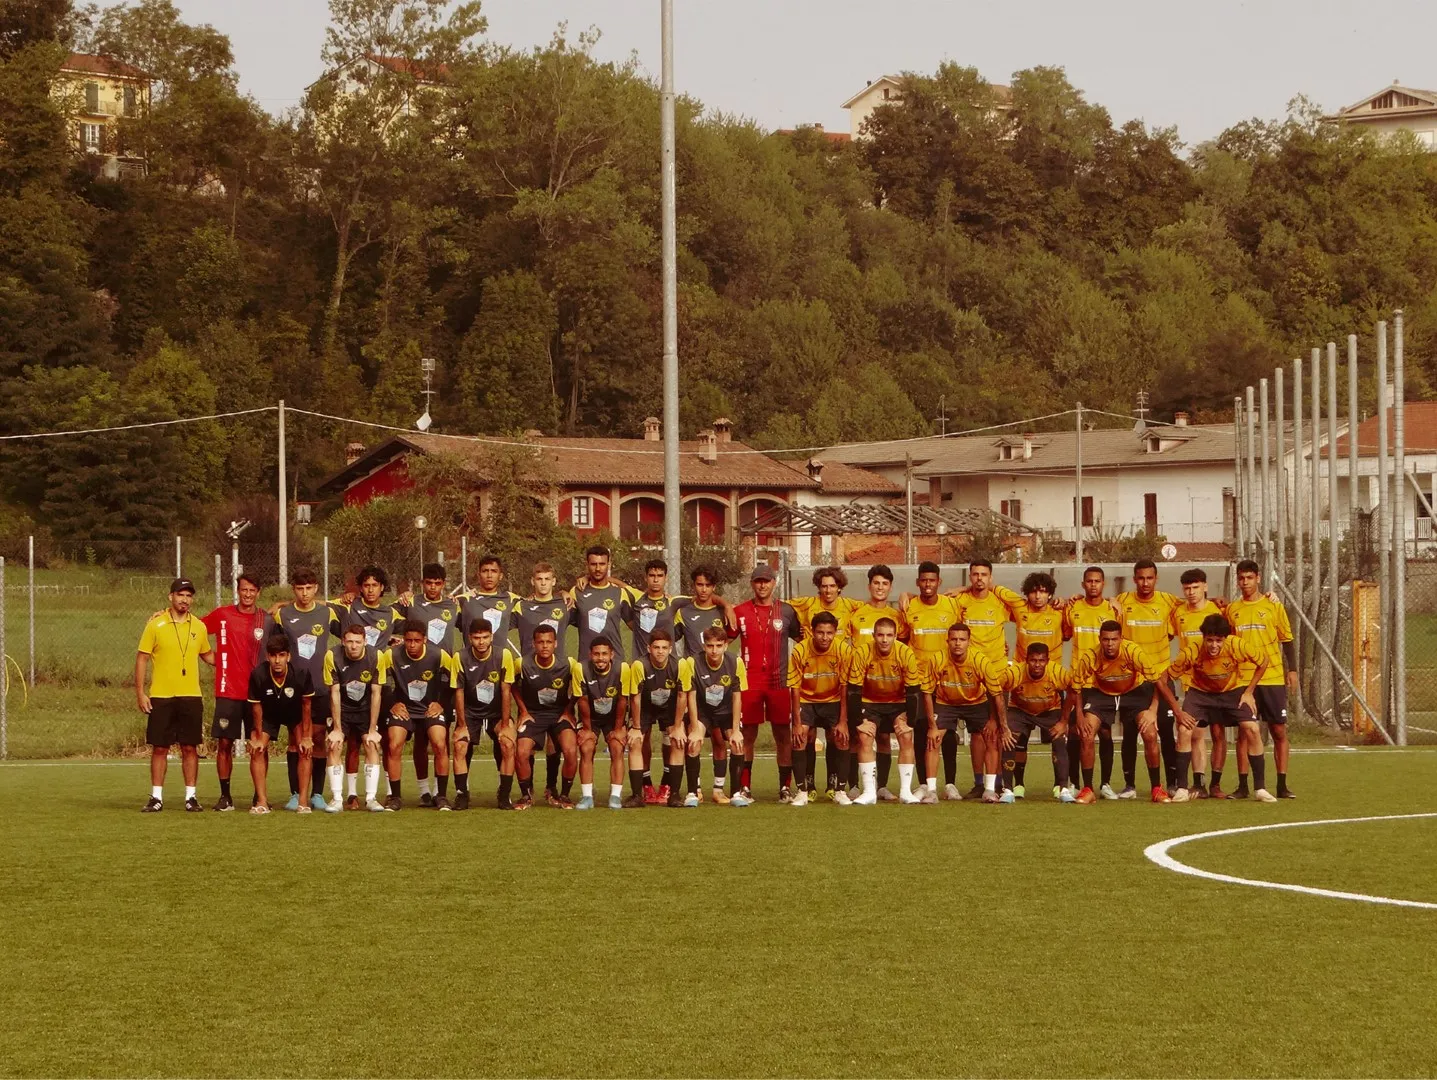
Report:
2,749,1435,1078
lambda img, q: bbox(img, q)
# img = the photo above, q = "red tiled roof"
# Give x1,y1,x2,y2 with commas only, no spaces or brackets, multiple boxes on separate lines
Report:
797,459,901,495
60,53,150,80
364,54,449,83
1334,402,1437,454
775,127,852,145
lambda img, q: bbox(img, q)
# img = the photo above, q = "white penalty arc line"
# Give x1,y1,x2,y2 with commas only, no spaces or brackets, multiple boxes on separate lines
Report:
1144,813,1437,910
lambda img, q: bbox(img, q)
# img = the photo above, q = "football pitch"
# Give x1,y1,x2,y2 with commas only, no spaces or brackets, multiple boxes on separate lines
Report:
2,750,1436,1078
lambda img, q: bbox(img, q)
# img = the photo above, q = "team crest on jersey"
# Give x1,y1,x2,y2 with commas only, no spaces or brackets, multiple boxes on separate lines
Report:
253,627,264,641
551,677,565,689
377,619,388,630
442,610,453,621
603,598,615,611
663,679,675,689
551,608,563,620
421,670,433,681
360,670,372,682
283,687,294,697
487,671,501,682
496,601,508,611
772,618,784,631
604,687,618,698
719,674,731,686
654,600,667,611
311,623,323,636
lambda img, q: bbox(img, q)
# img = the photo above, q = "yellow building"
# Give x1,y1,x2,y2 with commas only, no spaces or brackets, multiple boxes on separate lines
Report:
52,53,151,178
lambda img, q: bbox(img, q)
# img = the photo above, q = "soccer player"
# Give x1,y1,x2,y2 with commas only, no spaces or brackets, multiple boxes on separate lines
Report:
792,566,862,638
246,632,314,814
569,545,635,660
135,578,215,812
950,559,1021,662
924,622,1008,803
323,624,388,811
513,562,574,799
849,565,910,643
1169,567,1223,797
1007,571,1069,798
402,562,463,806
689,625,749,807
1159,613,1276,802
846,617,925,805
273,568,347,811
1113,559,1181,799
1225,559,1298,799
510,625,579,809
674,564,731,657
452,621,519,810
457,554,522,647
383,619,458,811
571,639,635,809
1071,621,1169,801
788,611,854,803
1005,642,1078,802
630,628,697,806
729,564,802,802
902,562,962,799
347,565,405,648
1064,565,1121,796
199,571,266,811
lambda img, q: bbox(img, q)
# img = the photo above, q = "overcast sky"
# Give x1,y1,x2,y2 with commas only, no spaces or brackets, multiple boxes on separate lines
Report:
170,0,1436,148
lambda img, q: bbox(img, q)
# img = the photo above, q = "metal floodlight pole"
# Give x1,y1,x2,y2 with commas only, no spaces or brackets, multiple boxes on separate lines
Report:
1375,321,1390,733
659,0,682,580
1245,386,1257,560
1394,310,1408,745
1326,342,1340,728
1075,403,1084,564
214,554,222,610
322,535,329,602
460,534,468,590
1291,358,1305,718
175,535,182,578
904,452,914,563
1233,397,1245,557
1259,378,1271,572
1309,348,1322,614
1275,368,1286,592
231,540,241,605
27,535,35,688
1348,335,1360,525
277,400,289,589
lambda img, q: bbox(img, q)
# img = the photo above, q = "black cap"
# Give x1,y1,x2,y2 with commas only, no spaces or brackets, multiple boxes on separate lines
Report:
750,564,775,582
169,577,196,594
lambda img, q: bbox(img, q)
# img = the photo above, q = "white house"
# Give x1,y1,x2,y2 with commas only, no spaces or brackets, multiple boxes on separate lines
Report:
1322,82,1437,147
841,73,1013,139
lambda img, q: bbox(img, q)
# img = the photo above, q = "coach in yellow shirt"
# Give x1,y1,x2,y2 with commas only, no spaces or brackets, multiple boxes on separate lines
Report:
135,578,215,813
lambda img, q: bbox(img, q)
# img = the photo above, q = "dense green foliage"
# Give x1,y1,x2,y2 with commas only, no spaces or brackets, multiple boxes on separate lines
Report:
2,0,1436,545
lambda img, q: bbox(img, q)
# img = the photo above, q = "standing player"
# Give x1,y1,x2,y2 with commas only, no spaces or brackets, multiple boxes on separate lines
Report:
457,554,522,648
689,626,748,807
324,624,388,811
402,563,462,806
1007,571,1068,798
902,562,962,799
1113,559,1181,799
1159,614,1275,802
512,562,574,800
199,571,267,811
792,566,862,638
510,625,579,809
569,545,635,659
346,566,405,648
246,632,314,814
789,611,854,803
135,578,215,813
846,617,925,805
729,564,802,802
1005,642,1078,802
1071,621,1169,801
1168,568,1222,797
1225,559,1297,799
674,565,731,657
383,619,458,811
571,639,635,810
452,621,519,810
924,623,1008,804
273,568,347,811
1064,566,1121,796
629,628,696,806
951,560,1019,798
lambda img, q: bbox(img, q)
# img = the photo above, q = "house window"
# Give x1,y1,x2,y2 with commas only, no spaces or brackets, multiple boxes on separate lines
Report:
123,85,137,117
85,81,99,112
1146,435,1162,453
80,123,103,151
570,495,592,528
1074,496,1094,528
882,87,891,100
1144,492,1159,535
1000,499,1022,521
999,444,1014,460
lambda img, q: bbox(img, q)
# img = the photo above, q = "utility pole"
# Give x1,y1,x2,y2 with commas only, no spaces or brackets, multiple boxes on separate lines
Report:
660,0,681,578
1075,403,1084,564
277,399,288,588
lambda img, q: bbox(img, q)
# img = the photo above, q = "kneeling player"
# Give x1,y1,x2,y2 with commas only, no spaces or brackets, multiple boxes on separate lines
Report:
788,611,853,805
629,629,694,807
847,618,924,805
247,633,315,814
1159,614,1275,802
383,620,458,811
924,623,1007,804
689,626,748,807
511,626,578,809
1005,642,1077,803
324,624,387,811
1071,621,1168,801
452,622,518,810
573,639,636,809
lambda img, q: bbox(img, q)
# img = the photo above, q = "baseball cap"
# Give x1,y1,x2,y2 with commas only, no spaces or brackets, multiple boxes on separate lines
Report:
750,564,775,582
170,577,196,594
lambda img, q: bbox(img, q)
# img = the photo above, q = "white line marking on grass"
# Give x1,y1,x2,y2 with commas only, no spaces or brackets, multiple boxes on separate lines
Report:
1144,814,1437,910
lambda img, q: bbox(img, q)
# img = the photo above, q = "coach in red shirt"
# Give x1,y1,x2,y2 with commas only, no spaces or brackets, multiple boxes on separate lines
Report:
730,564,802,800
200,572,268,811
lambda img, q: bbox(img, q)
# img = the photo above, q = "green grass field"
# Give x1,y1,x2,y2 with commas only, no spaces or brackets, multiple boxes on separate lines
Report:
2,749,1436,1078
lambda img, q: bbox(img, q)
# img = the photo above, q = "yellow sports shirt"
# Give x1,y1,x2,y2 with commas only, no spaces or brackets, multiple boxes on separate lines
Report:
137,613,210,698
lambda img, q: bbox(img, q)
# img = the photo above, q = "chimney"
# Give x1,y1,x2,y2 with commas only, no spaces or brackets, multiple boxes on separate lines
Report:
713,417,733,444
698,428,718,464
642,416,661,441
345,441,366,465
1173,411,1190,427
806,457,824,482
1022,433,1034,460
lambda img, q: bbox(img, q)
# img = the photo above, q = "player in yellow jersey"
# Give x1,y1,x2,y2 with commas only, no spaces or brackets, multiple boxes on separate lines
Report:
1071,621,1170,800
791,566,862,638
846,618,927,805
788,611,854,804
902,562,963,797
1168,567,1223,796
1113,559,1182,798
1003,642,1079,802
950,559,1021,797
1157,612,1275,802
1226,559,1297,799
924,622,1011,803
849,564,911,642
1012,572,1067,663
1063,566,1119,796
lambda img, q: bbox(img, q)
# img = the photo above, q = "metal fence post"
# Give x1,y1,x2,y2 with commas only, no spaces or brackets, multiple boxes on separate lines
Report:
1245,387,1257,560
1292,356,1305,720
1,556,6,759
214,554,222,610
1309,348,1322,716
1275,367,1286,592
1233,397,1245,556
1394,310,1407,745
1326,342,1341,729
28,534,34,687
1376,321,1390,734
322,535,330,601
460,534,468,589
1259,378,1271,572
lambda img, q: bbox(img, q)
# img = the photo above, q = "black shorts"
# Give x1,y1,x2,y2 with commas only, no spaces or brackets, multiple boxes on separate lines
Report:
1254,685,1288,726
382,713,415,738
587,705,621,735
210,697,251,740
1081,685,1156,728
147,697,203,747
261,714,315,742
936,702,991,734
340,712,375,739
860,702,906,734
798,702,841,729
1183,688,1255,729
517,715,573,744
697,710,736,736
1008,708,1061,736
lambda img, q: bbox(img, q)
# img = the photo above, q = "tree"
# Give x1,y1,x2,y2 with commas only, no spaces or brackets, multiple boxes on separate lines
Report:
451,270,559,433
84,0,233,102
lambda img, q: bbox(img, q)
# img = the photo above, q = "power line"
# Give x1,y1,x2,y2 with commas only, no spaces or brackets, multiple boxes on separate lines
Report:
0,407,277,442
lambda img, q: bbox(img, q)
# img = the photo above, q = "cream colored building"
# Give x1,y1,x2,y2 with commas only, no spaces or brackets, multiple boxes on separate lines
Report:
1322,82,1437,147
841,73,1012,139
52,53,151,178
